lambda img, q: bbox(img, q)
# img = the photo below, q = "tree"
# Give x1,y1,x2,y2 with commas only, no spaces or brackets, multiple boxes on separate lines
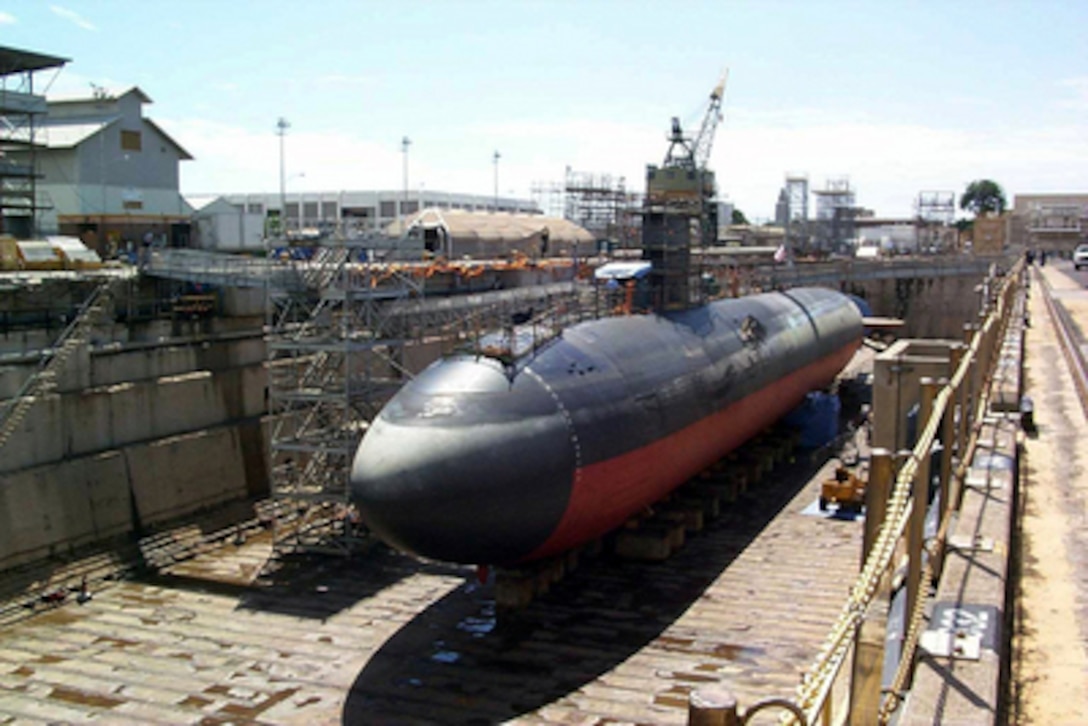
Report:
959,179,1007,216
731,208,749,225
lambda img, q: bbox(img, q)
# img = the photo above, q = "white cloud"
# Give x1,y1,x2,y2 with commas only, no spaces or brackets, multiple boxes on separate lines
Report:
41,71,125,100
163,117,405,195
161,104,1088,221
50,5,96,31
715,116,1088,219
0,12,16,25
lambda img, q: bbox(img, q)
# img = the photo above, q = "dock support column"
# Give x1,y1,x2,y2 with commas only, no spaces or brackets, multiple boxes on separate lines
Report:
688,688,739,726
959,322,978,498
849,448,894,725
934,374,955,580
904,378,939,679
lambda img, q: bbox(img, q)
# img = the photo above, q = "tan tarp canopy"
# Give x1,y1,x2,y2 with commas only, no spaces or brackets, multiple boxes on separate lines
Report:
387,208,593,258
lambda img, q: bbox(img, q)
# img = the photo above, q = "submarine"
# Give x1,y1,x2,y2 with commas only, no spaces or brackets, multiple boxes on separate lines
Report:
350,286,864,566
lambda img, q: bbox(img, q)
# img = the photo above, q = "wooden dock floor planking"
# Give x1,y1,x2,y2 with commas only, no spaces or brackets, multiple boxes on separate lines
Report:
0,454,863,725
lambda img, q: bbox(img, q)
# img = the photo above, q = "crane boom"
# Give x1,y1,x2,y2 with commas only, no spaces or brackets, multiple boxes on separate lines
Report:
660,71,729,172
691,70,727,171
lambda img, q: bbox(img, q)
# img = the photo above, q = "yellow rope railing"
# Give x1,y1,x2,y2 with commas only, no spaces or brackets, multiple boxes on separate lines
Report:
786,260,1022,725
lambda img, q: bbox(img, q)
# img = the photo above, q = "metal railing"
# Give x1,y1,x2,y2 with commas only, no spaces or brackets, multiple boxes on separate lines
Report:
800,260,1021,724
0,278,124,451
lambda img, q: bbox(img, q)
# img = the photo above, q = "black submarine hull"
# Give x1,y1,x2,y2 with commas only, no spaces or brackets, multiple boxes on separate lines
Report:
350,287,864,565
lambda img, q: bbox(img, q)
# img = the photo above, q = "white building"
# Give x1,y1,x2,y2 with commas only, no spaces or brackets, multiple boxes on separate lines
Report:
186,195,265,253
219,189,540,241
9,86,193,255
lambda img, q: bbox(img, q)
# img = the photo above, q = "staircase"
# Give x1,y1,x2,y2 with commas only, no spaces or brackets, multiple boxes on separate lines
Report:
0,279,121,451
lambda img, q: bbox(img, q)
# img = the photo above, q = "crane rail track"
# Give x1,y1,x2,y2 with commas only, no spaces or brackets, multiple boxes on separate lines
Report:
1036,266,1088,420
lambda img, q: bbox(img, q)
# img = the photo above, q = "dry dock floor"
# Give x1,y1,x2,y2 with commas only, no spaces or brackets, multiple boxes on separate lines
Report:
0,441,864,724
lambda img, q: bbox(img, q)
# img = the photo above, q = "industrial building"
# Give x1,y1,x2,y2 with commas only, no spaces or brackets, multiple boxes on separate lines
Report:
1009,192,1088,252
4,81,193,254
194,189,541,252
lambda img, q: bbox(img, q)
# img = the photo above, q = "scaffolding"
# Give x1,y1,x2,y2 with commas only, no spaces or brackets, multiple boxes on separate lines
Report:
0,46,68,238
915,191,956,253
266,237,422,556
812,177,858,252
784,173,810,253
265,235,591,556
530,180,565,220
563,169,640,249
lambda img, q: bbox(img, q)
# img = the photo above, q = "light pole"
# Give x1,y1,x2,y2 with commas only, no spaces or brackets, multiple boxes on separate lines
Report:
401,136,411,231
277,117,290,236
493,150,501,212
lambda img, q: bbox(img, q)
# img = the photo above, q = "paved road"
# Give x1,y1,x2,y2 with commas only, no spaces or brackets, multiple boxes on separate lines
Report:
1013,261,1088,724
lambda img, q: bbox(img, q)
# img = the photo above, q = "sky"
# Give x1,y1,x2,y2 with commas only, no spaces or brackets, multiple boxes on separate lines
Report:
4,0,1088,221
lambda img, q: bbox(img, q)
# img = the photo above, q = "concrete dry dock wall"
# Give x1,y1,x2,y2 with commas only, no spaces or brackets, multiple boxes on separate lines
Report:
0,326,270,573
0,333,264,399
125,426,250,525
0,425,253,570
1,366,266,473
848,275,984,340
0,451,130,566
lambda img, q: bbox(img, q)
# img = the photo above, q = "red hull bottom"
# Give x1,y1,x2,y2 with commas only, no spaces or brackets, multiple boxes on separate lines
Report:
525,342,859,561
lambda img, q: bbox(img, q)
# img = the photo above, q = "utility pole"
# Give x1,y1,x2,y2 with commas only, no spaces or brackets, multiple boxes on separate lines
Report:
493,150,501,212
277,117,290,236
402,136,411,231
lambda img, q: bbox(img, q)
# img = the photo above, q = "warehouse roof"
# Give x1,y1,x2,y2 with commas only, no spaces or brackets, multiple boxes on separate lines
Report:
0,45,69,75
36,120,115,147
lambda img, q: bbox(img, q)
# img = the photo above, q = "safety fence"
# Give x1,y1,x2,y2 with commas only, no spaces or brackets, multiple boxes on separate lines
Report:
687,259,1025,725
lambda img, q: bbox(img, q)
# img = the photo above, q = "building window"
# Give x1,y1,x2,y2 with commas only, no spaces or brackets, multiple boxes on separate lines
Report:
401,200,419,215
321,201,338,219
247,203,264,214
123,200,143,210
121,130,142,152
379,201,396,218
302,201,319,221
285,202,300,219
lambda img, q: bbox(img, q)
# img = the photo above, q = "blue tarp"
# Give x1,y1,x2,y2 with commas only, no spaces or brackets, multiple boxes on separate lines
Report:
784,391,842,448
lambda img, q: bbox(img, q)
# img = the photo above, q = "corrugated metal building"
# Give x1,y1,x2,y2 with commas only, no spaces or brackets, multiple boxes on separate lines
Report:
6,86,194,255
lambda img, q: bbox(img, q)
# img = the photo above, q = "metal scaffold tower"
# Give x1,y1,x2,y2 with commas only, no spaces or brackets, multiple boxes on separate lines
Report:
915,191,955,253
530,180,565,220
0,46,68,238
564,169,640,248
266,238,421,556
812,177,858,253
784,173,809,253
642,74,727,311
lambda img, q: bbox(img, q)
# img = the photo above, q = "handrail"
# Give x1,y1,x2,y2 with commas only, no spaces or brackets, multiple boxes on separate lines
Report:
777,259,1023,725
0,278,123,451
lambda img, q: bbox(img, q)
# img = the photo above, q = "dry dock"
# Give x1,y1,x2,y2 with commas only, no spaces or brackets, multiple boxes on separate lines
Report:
0,259,1041,725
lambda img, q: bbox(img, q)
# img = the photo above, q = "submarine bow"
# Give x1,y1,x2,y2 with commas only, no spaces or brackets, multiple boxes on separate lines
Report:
351,287,864,565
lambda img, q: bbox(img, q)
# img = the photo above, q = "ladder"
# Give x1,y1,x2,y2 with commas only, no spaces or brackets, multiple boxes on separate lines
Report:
0,279,121,451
